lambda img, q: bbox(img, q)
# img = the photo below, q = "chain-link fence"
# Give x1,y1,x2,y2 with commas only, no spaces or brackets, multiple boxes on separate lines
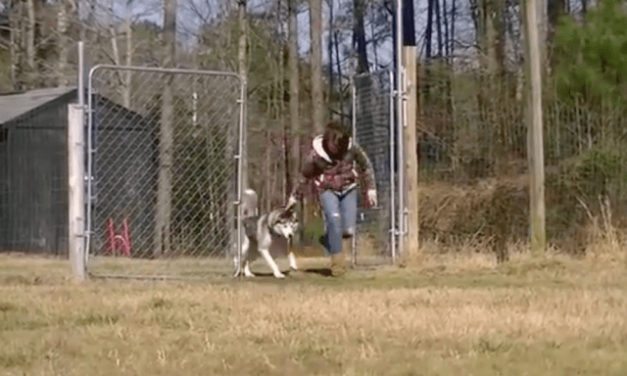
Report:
350,69,398,267
416,63,627,258
416,70,529,259
86,66,244,279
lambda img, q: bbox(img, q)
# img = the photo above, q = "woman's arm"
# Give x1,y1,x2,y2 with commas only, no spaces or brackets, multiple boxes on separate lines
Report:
351,142,376,192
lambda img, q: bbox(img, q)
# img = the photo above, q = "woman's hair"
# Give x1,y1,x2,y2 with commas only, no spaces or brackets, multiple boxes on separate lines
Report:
322,121,351,159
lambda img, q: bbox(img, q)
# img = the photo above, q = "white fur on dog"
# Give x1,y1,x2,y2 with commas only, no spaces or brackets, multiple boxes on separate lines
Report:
234,189,299,278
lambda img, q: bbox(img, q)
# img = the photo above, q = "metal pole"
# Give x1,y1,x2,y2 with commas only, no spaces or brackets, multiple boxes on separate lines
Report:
234,79,247,278
389,71,396,264
350,76,357,267
78,41,84,107
77,40,90,268
77,41,86,269
86,66,96,269
395,0,405,258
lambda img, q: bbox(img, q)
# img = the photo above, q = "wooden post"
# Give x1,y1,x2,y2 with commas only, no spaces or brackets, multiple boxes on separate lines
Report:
523,0,546,254
403,46,419,261
68,104,86,281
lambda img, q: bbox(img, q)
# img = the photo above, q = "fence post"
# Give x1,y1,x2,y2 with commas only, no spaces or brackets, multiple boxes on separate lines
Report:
402,46,419,262
68,104,86,281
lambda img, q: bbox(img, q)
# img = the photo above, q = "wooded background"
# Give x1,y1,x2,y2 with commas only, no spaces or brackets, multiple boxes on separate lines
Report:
1,0,625,252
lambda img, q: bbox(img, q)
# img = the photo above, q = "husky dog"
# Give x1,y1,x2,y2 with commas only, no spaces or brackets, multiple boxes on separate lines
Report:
233,189,299,278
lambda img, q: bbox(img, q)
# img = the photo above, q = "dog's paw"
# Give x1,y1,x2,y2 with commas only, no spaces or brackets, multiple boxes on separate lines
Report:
274,272,286,279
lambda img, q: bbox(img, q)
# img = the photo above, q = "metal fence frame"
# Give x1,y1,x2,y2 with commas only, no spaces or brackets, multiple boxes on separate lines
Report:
350,69,404,266
83,65,246,280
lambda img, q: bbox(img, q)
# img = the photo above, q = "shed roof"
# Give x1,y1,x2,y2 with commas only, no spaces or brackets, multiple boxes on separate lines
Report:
0,86,77,124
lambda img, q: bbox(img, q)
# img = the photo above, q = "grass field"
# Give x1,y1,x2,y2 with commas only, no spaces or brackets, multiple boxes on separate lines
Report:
1,244,626,376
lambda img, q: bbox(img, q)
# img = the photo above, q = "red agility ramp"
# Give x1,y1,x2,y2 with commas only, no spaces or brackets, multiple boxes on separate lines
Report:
104,218,132,256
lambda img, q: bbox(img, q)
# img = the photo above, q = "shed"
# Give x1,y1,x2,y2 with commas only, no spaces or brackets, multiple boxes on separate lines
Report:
0,87,157,255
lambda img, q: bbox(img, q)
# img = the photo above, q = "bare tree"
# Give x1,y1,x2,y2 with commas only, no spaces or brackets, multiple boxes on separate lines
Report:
547,0,565,70
451,0,455,58
443,0,449,56
124,0,134,107
238,0,249,188
288,0,299,195
426,0,434,59
310,0,324,131
25,0,35,87
56,0,74,87
327,0,333,94
402,0,415,45
435,0,442,56
353,0,368,74
9,0,21,89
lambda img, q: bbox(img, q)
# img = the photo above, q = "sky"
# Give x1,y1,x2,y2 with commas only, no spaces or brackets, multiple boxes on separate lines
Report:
84,0,592,76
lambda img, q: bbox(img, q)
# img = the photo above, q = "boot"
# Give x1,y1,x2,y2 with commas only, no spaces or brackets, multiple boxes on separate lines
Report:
330,254,347,277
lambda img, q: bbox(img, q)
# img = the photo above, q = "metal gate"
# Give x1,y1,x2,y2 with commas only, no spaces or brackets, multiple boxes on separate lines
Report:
350,70,402,267
85,65,245,279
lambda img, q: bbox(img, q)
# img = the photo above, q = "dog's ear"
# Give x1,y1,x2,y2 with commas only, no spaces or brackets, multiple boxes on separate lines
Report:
280,205,295,219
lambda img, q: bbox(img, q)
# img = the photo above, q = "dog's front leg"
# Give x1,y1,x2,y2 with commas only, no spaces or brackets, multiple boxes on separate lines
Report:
288,251,298,270
243,260,255,277
258,247,285,278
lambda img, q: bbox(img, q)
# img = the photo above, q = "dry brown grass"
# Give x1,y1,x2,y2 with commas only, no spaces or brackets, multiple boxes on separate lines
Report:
1,245,626,376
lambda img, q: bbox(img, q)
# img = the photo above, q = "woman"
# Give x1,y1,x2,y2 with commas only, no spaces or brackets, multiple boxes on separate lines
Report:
286,121,378,276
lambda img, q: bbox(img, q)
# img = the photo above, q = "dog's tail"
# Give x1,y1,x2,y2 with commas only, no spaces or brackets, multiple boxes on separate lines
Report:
241,188,258,218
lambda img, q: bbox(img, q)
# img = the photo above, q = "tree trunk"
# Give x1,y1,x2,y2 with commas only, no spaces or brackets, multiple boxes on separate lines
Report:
238,0,249,188
443,0,449,56
475,0,506,175
277,0,286,203
124,2,133,108
547,0,565,40
451,0,455,58
422,0,434,102
581,0,587,17
9,2,21,90
25,0,35,87
426,0,434,59
57,0,71,87
310,0,324,131
402,0,416,45
328,0,334,98
288,0,300,197
352,0,368,74
546,0,565,71
107,0,125,99
154,0,177,258
435,0,442,56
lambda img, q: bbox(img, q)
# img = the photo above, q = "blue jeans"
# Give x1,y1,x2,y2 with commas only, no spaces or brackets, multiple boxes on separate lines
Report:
319,188,358,256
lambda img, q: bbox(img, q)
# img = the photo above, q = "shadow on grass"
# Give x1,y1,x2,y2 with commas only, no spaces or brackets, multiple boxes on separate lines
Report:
301,268,333,277
245,268,333,278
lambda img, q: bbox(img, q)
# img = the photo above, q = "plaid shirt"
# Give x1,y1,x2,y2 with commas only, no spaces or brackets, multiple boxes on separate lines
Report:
290,135,376,201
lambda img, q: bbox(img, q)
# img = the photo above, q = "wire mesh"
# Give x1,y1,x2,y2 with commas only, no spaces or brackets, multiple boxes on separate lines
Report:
417,66,627,259
351,69,396,267
86,66,243,279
